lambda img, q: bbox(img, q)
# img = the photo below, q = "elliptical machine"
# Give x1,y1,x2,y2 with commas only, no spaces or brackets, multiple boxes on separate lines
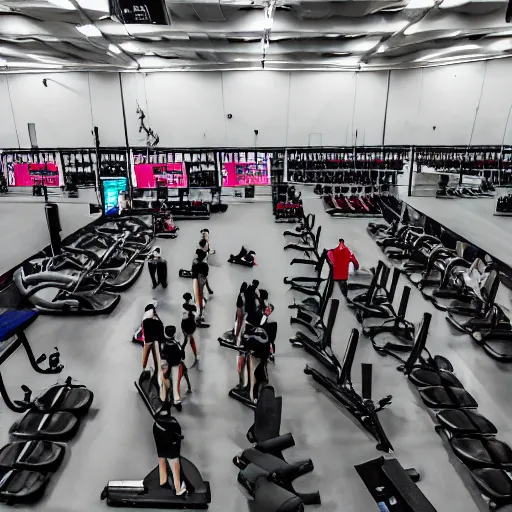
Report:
228,290,277,409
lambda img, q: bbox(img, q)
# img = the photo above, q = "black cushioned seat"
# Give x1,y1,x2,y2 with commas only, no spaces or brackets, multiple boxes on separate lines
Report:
0,441,64,472
10,411,79,441
241,448,291,474
34,386,93,416
0,468,50,504
471,468,512,503
409,368,463,388
418,386,478,409
451,437,512,469
436,409,497,436
482,338,512,363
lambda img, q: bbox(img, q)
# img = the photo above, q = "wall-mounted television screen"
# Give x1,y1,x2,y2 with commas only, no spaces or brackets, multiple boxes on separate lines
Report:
133,163,188,189
221,152,271,187
102,177,128,216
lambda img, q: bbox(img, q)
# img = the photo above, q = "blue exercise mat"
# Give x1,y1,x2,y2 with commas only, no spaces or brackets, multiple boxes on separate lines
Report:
0,308,39,342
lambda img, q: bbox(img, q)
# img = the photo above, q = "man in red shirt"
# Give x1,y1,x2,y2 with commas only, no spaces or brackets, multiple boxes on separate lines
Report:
328,239,359,297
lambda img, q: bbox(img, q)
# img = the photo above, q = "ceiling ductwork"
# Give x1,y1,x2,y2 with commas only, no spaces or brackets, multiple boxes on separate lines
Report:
0,0,510,71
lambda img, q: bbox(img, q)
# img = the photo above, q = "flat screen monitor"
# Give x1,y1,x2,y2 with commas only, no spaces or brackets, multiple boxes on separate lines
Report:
102,177,128,216
222,153,271,187
133,163,187,189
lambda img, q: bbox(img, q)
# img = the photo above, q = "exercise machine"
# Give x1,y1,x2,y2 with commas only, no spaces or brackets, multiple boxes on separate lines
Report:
304,328,394,453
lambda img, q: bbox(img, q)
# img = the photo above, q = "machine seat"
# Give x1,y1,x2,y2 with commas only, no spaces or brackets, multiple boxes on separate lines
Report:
436,409,497,436
10,411,80,441
418,386,478,409
409,368,463,388
0,468,50,504
471,468,512,502
34,385,93,416
451,437,512,469
0,441,64,472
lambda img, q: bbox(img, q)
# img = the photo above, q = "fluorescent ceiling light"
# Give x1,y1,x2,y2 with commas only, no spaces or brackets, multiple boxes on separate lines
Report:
490,39,512,52
0,59,6,67
76,24,102,37
416,44,480,61
352,39,379,52
445,30,462,38
144,51,156,56
48,0,76,9
77,0,109,10
108,44,121,54
120,42,140,53
428,53,486,63
376,45,387,53
264,17,274,30
326,34,340,38
8,62,64,68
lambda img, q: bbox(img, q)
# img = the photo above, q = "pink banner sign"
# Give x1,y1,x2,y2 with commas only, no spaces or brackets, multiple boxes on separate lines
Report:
134,163,187,189
13,162,61,187
222,161,270,187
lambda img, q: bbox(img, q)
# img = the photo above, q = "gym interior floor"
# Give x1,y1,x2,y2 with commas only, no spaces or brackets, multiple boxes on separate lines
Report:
1,191,512,512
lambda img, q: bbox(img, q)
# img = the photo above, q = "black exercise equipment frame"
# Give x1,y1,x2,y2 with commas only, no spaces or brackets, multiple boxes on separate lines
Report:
304,328,394,453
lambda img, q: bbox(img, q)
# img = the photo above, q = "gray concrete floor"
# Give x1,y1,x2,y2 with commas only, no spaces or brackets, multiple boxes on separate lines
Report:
0,195,510,512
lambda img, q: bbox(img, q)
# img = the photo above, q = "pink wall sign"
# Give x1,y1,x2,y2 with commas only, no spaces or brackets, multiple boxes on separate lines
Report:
222,161,270,187
134,163,187,189
13,162,61,187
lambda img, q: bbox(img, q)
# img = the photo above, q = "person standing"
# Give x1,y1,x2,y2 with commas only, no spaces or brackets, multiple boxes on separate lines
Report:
328,239,359,297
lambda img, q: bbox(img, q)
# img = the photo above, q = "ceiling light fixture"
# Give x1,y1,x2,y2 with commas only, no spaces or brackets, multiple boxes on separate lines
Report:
376,45,387,53
428,53,486,63
490,39,512,52
0,59,6,67
416,44,481,61
108,44,122,54
352,39,380,52
326,34,340,38
76,24,102,37
144,51,156,56
120,42,140,53
8,62,64,68
77,0,109,10
445,30,462,38
48,0,76,9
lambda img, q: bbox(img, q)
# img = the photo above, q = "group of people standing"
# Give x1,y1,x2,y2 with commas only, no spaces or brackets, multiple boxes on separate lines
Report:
132,229,217,495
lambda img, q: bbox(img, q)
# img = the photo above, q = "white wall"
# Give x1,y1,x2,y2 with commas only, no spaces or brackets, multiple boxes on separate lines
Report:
0,60,512,148
386,60,512,146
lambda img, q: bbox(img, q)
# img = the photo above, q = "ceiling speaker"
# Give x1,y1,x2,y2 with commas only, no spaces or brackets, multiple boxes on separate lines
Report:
109,0,169,25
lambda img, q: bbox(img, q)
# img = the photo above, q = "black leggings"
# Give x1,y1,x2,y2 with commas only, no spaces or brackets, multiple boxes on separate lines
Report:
338,280,348,297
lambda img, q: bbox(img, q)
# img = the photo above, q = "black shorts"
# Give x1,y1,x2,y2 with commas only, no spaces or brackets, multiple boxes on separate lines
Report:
153,422,181,459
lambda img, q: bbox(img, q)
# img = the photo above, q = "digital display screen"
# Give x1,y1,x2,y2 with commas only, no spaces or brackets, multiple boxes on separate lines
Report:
102,177,128,216
133,163,187,189
221,153,271,187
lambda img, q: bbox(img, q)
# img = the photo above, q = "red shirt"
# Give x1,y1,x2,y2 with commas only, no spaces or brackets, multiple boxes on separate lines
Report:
328,243,359,280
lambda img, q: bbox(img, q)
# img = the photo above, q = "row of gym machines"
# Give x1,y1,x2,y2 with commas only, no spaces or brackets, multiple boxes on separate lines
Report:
213,253,319,511
0,309,94,504
366,213,512,510
281,213,439,511
272,183,304,223
369,217,512,362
